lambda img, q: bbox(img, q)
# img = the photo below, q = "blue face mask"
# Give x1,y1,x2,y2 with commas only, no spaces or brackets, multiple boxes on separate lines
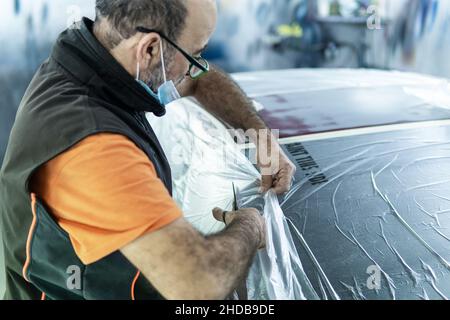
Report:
136,41,181,106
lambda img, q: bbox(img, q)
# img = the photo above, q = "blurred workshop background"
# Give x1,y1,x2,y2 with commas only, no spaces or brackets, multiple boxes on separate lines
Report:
1,0,450,297
3,0,450,164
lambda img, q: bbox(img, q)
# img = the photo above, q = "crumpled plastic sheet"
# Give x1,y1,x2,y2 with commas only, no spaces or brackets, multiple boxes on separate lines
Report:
149,96,450,300
148,98,319,300
278,125,450,300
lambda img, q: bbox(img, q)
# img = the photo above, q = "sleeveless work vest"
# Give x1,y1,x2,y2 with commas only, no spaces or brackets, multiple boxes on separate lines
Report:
0,18,173,300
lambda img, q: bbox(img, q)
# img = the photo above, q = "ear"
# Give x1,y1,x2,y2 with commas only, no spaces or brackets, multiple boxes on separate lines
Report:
136,33,161,70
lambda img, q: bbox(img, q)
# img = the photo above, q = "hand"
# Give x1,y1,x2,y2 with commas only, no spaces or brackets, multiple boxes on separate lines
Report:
259,144,296,195
212,207,266,249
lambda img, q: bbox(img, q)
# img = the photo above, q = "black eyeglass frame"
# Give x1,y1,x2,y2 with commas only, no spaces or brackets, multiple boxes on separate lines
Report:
136,26,209,79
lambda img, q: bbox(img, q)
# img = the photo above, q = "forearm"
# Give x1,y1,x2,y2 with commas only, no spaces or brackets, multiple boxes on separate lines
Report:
185,65,296,193
203,215,262,297
194,65,267,132
122,216,261,300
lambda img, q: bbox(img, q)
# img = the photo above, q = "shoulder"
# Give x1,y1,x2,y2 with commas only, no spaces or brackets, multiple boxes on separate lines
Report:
53,133,155,173
31,133,156,191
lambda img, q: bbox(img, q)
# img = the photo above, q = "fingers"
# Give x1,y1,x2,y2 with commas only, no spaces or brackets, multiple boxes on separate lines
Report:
261,174,294,194
260,174,273,193
273,174,291,194
213,207,236,225
212,207,266,249
260,154,297,195
212,207,225,222
273,165,296,195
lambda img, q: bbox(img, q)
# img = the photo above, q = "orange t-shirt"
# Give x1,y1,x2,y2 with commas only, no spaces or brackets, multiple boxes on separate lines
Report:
30,133,182,265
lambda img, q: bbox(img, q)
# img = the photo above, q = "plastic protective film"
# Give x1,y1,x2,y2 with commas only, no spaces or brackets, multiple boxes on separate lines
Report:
149,97,450,300
148,99,319,300
280,125,450,300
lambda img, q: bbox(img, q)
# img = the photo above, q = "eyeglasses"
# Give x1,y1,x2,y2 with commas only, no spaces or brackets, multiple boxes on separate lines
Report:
136,26,209,80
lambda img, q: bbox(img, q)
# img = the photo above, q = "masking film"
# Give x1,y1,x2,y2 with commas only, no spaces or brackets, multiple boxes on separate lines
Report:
149,98,318,300
280,126,450,300
148,69,450,300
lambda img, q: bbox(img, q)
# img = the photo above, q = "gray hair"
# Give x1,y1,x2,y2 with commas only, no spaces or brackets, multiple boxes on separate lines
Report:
94,0,188,49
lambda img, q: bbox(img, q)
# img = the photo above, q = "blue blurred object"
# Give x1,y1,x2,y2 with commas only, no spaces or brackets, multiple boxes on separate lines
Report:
42,2,48,24
14,0,20,15
0,0,95,166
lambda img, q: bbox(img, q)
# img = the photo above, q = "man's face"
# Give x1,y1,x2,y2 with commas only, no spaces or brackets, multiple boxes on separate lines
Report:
146,0,217,91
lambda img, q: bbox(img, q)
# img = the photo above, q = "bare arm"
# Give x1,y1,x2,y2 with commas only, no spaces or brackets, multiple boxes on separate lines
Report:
178,65,267,132
178,66,296,194
121,208,265,300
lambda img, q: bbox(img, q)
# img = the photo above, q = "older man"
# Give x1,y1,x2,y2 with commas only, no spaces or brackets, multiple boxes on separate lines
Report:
0,0,295,300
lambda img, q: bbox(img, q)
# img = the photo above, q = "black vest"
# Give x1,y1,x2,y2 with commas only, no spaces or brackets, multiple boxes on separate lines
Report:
0,18,172,300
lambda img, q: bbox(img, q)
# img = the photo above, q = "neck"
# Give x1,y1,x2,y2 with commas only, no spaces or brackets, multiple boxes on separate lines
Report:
93,21,136,78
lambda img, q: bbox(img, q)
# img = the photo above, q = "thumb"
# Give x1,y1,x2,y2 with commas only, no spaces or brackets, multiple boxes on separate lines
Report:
212,207,225,222
260,174,273,193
